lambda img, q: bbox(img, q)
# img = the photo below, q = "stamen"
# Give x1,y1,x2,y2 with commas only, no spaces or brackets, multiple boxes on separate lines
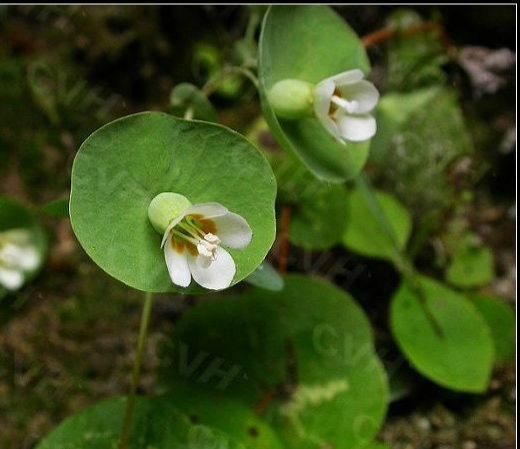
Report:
178,222,203,240
197,240,218,261
169,218,221,263
185,216,207,237
171,229,199,246
331,95,359,114
197,241,214,257
204,233,221,244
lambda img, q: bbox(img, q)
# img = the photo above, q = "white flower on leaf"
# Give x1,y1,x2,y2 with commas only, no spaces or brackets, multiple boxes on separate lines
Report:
160,202,252,291
314,69,379,143
0,229,40,291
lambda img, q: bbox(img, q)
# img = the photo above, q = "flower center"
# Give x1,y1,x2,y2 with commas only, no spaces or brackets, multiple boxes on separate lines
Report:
330,95,359,114
169,215,221,261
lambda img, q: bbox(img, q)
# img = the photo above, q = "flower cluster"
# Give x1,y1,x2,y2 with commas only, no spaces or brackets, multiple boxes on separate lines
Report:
0,229,40,291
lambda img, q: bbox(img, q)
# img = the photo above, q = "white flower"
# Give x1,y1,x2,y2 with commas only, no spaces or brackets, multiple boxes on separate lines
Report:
0,229,40,291
314,69,379,143
160,202,252,290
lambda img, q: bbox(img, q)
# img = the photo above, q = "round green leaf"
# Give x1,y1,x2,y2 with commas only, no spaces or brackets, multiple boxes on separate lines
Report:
0,196,46,298
69,112,277,293
470,293,515,364
342,189,412,263
35,395,246,449
258,6,372,183
446,236,494,289
159,274,388,449
390,276,494,392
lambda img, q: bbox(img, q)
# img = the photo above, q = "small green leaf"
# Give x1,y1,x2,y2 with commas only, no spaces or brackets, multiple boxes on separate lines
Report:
35,396,246,449
40,197,70,219
390,276,494,392
69,112,277,293
446,235,494,288
244,260,284,291
169,83,218,122
470,294,515,364
342,188,412,263
159,275,388,449
259,6,372,183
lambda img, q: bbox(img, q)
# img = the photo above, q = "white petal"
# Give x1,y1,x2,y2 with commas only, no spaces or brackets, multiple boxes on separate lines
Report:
188,247,235,290
313,80,344,142
336,113,377,142
327,69,365,86
337,80,379,114
0,267,24,290
0,244,39,271
164,239,191,288
161,210,190,248
196,255,212,269
212,212,252,249
319,115,344,143
160,202,229,248
183,202,229,219
314,78,335,119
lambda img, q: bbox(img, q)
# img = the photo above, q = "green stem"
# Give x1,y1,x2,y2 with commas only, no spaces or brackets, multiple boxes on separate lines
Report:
354,175,444,337
245,8,261,45
119,291,154,449
183,106,194,120
201,66,259,97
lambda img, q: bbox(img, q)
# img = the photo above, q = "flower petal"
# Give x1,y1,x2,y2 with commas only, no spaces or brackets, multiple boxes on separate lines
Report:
161,202,229,248
0,267,24,290
337,80,379,114
188,246,235,290
335,113,377,142
0,244,39,271
313,79,344,142
328,68,365,86
161,210,190,248
314,78,335,119
184,202,229,219
212,212,252,249
314,78,345,143
196,254,212,269
164,239,191,288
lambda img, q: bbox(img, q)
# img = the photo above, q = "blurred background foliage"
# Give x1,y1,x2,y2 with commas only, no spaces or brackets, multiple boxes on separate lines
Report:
0,5,515,449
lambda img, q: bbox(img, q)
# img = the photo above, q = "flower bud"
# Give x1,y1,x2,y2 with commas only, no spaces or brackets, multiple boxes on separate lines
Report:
148,192,192,234
268,79,314,120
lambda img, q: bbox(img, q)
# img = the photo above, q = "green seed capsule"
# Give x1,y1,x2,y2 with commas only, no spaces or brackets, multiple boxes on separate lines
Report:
148,192,192,234
268,79,314,120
